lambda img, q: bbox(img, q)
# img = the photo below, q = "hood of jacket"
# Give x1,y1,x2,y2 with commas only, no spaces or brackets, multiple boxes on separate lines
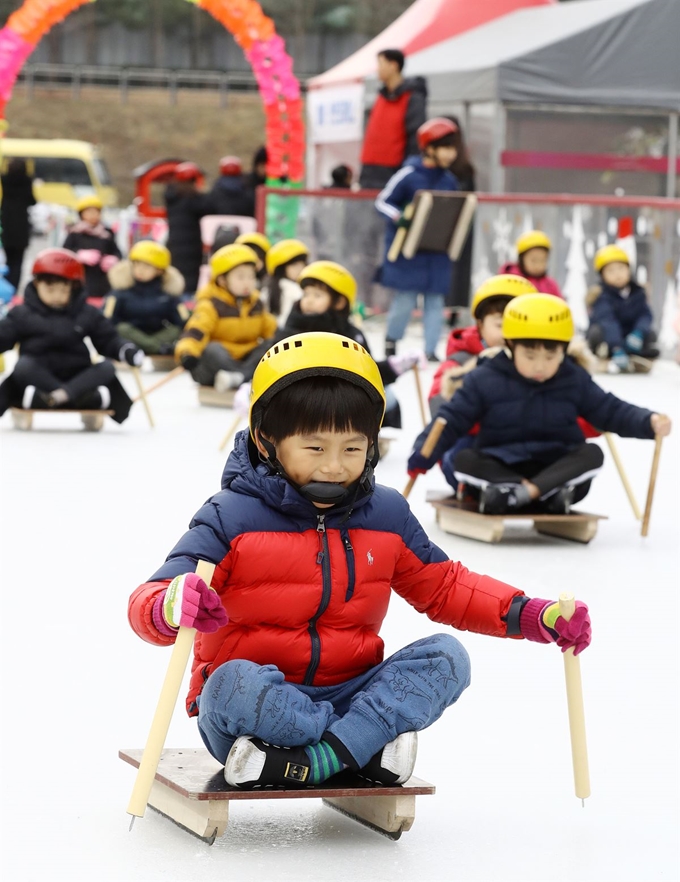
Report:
283,302,350,336
379,75,427,101
108,259,185,296
447,325,484,355
23,281,87,317
221,430,375,523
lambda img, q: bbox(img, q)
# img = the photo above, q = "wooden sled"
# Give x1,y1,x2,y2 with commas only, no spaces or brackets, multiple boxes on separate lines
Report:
198,386,236,408
427,491,606,544
148,355,177,372
120,747,434,844
10,407,114,432
388,190,477,262
594,355,654,375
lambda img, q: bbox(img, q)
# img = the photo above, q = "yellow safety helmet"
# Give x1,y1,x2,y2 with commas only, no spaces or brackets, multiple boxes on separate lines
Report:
594,245,630,273
265,239,309,276
76,195,103,214
250,332,386,439
210,244,258,280
129,240,171,271
502,293,574,343
471,274,538,319
516,230,552,255
298,261,357,307
235,232,271,254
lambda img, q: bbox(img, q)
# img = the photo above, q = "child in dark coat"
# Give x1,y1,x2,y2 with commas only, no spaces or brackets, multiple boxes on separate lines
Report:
409,294,671,515
106,240,188,356
62,196,121,302
586,245,659,372
128,331,592,790
0,248,142,423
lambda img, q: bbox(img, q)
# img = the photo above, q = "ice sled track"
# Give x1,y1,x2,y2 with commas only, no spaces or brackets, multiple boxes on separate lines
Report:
11,408,114,432
120,748,435,843
427,491,606,544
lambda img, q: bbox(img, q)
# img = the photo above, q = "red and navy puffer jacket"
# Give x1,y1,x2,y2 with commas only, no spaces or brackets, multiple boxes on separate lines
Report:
128,431,525,716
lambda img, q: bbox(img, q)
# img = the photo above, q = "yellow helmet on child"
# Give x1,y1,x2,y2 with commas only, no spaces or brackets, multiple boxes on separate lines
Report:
235,232,271,254
129,240,171,270
594,245,630,273
265,239,309,275
76,195,103,214
516,230,552,255
502,294,574,342
471,274,538,318
299,261,357,307
210,244,258,280
249,332,385,438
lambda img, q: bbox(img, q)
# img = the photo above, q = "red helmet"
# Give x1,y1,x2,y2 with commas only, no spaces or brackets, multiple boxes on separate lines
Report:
32,248,85,282
174,161,202,182
219,155,243,176
417,117,459,151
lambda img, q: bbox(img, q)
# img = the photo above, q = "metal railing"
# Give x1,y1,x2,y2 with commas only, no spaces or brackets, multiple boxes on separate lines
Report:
16,63,310,106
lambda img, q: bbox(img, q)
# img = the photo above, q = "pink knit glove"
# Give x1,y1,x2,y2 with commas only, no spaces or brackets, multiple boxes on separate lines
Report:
76,248,101,267
100,254,119,272
152,573,228,635
520,598,591,656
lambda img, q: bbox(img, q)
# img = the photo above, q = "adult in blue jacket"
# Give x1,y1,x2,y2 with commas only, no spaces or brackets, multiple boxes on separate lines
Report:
587,245,659,372
408,294,671,515
376,118,460,361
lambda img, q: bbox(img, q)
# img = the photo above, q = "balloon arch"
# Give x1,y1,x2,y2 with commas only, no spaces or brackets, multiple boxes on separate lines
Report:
0,0,305,195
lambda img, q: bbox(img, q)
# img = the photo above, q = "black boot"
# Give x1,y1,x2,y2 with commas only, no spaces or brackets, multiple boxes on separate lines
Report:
385,339,397,358
479,484,521,515
541,486,574,515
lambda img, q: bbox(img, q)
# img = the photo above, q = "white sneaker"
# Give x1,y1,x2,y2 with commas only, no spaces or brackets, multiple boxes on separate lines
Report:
22,385,37,409
97,386,111,409
358,731,418,785
214,370,245,393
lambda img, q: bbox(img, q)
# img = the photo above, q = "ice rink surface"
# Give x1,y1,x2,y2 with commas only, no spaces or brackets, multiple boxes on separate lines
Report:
1,327,678,882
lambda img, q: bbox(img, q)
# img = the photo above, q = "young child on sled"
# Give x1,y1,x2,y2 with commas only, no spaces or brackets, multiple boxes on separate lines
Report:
0,248,142,423
106,240,188,356
129,331,592,789
408,294,671,515
175,243,277,391
500,230,563,299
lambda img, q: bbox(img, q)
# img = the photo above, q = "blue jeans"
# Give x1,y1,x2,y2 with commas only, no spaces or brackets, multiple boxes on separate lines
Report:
386,290,446,356
197,634,471,769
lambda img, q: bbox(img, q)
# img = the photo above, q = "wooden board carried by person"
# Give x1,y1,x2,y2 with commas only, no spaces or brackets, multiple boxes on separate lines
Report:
10,408,115,432
119,748,434,843
388,191,477,263
427,491,606,545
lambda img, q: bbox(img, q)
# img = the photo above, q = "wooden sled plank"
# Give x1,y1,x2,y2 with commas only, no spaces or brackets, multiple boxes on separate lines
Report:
148,355,177,372
198,386,235,408
11,408,114,432
119,748,434,841
427,492,605,545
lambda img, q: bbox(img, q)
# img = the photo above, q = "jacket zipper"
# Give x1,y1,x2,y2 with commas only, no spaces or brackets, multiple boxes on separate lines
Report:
304,514,332,685
341,528,355,601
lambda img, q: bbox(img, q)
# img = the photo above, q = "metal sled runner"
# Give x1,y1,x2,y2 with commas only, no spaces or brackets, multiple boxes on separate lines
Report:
428,491,606,544
120,748,434,844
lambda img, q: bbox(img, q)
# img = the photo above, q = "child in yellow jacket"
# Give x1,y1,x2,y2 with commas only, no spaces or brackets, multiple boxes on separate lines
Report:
175,244,278,389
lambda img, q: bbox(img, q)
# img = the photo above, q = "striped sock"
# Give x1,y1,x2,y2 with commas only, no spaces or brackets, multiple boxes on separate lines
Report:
303,740,346,783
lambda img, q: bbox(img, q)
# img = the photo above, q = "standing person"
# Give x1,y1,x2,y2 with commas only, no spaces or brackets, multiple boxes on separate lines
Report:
242,146,267,217
325,165,353,189
0,158,35,291
209,156,254,218
62,196,121,302
359,49,427,191
446,116,476,316
164,162,212,296
377,118,460,362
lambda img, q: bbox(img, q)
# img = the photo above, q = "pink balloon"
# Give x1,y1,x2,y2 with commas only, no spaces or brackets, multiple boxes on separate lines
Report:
0,27,34,101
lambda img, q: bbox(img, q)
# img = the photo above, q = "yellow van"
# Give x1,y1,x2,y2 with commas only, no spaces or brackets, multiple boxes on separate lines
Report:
0,138,117,208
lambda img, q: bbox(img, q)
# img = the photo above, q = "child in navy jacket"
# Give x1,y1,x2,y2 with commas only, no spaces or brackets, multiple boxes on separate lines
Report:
409,294,671,515
129,332,592,791
587,245,659,372
376,117,460,361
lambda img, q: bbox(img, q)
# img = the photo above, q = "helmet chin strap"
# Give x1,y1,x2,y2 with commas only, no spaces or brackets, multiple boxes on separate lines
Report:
258,436,378,507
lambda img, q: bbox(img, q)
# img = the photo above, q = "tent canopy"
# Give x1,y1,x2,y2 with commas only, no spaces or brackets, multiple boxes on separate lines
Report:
308,0,553,89
395,0,680,110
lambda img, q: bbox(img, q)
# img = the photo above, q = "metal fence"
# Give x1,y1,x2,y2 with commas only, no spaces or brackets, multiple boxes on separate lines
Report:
16,63,292,106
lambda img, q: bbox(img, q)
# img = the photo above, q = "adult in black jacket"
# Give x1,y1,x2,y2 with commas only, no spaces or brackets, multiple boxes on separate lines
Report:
165,178,212,295
0,158,36,290
208,156,254,218
0,248,141,423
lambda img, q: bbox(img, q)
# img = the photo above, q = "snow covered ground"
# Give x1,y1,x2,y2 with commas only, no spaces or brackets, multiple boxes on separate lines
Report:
1,326,678,882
